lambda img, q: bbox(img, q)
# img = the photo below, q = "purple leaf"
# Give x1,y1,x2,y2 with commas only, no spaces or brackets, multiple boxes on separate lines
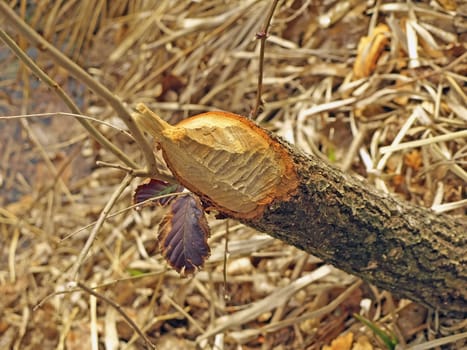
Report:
158,194,210,276
133,179,184,207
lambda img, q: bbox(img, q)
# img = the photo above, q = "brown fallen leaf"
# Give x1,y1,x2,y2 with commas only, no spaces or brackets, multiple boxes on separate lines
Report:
404,150,423,171
323,332,354,350
353,24,390,79
436,0,457,11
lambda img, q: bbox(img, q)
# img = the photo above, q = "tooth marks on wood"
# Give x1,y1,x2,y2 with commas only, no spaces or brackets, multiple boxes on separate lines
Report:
135,103,298,219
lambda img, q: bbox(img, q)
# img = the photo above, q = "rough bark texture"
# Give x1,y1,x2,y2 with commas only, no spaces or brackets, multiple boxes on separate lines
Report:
239,139,467,318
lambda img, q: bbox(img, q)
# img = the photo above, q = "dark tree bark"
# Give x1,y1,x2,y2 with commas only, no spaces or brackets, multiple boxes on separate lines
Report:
240,138,467,318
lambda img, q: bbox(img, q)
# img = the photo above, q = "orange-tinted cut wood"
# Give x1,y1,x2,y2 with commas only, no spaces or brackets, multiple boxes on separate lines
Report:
135,103,298,219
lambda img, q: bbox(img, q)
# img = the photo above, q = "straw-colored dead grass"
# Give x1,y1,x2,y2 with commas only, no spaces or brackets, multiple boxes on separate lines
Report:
0,0,466,349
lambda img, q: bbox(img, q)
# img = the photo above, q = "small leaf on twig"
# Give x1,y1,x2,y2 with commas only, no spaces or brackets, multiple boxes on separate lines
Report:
158,194,210,276
133,178,184,207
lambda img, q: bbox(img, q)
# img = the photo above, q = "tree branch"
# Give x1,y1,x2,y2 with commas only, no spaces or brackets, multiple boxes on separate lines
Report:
240,136,467,318
136,105,466,317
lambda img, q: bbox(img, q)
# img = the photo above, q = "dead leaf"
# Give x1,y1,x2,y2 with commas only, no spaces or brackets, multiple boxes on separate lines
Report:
323,332,354,350
354,24,390,78
404,150,422,171
159,73,186,100
437,0,457,11
133,178,184,207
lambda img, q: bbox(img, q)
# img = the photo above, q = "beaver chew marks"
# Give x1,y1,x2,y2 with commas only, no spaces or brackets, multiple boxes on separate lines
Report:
135,103,298,219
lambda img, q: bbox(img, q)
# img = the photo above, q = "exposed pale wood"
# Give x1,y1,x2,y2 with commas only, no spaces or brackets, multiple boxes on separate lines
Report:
135,103,298,218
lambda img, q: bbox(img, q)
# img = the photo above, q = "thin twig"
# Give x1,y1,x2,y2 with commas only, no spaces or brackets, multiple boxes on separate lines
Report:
70,173,134,279
223,219,230,300
34,272,167,313
33,288,79,311
0,113,132,137
164,294,205,333
76,281,156,350
251,0,280,119
8,227,20,283
60,191,187,242
18,117,74,202
96,160,135,173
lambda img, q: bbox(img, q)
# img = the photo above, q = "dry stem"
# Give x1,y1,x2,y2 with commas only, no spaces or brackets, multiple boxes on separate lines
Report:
70,173,134,279
76,281,156,350
251,0,280,118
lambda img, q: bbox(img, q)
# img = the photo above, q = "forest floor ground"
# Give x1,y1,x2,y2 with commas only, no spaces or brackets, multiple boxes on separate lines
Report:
0,1,466,349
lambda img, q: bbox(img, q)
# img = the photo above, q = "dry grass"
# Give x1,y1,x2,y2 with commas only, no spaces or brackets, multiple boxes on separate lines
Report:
0,0,466,349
